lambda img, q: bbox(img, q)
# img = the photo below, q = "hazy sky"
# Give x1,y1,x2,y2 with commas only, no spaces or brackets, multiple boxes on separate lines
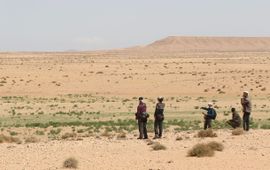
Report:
1,0,270,51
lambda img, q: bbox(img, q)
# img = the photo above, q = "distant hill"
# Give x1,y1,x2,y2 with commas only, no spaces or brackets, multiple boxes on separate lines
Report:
142,36,270,52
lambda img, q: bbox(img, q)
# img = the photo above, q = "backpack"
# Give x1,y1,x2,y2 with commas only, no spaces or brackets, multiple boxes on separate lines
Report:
140,112,149,122
209,108,217,120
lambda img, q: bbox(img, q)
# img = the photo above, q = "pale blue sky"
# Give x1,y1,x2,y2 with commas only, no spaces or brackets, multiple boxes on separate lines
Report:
0,0,270,51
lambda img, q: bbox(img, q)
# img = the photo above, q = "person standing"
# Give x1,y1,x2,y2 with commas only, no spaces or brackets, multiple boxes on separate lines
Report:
153,96,165,139
135,97,148,139
201,103,216,130
227,108,241,128
241,91,252,131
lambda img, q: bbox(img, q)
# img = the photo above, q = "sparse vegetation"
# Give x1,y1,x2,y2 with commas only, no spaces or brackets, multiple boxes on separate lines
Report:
25,136,39,143
0,134,21,144
62,133,77,139
35,130,45,136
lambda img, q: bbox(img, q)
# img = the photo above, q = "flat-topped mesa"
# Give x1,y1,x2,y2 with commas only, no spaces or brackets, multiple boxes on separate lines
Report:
144,36,270,52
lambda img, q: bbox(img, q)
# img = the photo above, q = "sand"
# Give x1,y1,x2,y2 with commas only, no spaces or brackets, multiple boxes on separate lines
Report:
0,130,270,170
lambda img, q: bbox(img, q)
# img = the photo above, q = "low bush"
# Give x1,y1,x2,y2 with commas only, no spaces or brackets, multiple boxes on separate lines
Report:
197,129,217,138
232,128,244,135
152,142,167,151
207,141,224,151
187,143,214,157
63,157,78,169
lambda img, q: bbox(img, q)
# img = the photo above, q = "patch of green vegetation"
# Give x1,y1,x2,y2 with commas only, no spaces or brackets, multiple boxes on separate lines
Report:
49,128,62,135
166,119,201,130
9,131,18,136
35,130,45,135
260,124,270,129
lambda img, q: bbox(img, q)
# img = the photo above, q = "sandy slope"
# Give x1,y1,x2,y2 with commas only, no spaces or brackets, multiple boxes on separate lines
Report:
145,36,270,52
0,129,269,170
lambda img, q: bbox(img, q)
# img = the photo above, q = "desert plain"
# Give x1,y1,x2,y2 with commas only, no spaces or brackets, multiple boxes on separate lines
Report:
0,36,270,170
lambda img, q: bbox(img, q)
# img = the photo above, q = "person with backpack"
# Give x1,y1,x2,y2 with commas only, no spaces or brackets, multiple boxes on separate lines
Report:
153,96,165,139
201,102,216,130
226,107,241,129
241,91,252,131
135,97,148,139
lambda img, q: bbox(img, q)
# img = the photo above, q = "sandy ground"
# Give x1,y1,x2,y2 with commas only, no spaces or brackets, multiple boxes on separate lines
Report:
0,129,270,170
1,50,270,120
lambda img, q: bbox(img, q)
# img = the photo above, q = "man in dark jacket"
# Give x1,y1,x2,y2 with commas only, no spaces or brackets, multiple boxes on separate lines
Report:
201,102,216,130
227,108,241,128
153,96,165,139
135,97,148,139
241,91,252,131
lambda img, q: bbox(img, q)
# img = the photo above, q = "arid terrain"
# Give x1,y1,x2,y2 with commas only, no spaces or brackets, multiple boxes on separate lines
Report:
0,36,270,169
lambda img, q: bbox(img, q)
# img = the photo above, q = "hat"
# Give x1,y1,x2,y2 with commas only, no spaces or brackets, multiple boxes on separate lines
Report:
157,96,164,100
208,102,213,106
139,97,143,100
243,91,249,94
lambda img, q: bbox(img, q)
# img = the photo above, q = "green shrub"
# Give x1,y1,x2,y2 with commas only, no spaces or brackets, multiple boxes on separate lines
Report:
261,124,270,129
9,131,18,136
49,128,61,135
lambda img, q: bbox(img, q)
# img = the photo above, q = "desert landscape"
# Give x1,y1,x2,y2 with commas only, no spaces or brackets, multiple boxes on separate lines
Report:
1,36,270,169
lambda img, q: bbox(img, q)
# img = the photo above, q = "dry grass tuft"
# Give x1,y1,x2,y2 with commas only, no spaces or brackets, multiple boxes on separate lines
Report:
232,128,244,135
116,132,126,139
207,141,224,151
62,133,77,140
151,142,167,151
197,129,217,138
63,157,78,169
25,136,39,143
176,136,183,141
146,139,154,145
187,143,214,157
0,134,21,144
100,131,112,138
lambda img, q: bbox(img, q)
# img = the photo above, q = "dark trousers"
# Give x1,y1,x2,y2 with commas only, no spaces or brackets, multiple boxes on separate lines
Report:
204,118,212,130
154,120,163,137
138,119,148,139
227,120,241,129
243,112,250,131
